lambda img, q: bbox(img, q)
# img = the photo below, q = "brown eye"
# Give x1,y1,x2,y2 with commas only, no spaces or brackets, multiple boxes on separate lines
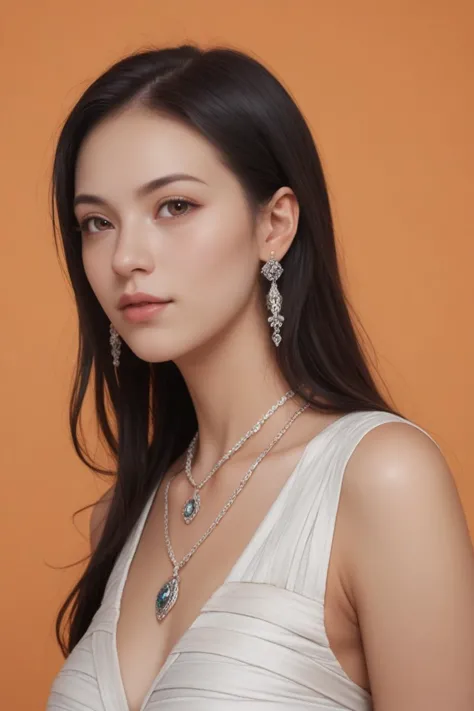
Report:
79,216,112,234
158,198,196,219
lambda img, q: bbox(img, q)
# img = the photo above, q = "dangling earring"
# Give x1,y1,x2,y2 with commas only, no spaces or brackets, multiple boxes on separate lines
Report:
261,250,284,347
109,323,121,367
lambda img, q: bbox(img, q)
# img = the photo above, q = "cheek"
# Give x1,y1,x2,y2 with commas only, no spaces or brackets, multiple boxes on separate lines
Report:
180,202,256,285
179,238,258,329
82,246,112,310
82,251,99,293
179,211,256,301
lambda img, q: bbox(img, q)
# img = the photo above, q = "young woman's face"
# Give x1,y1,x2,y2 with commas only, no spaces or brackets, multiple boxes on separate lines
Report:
74,105,264,364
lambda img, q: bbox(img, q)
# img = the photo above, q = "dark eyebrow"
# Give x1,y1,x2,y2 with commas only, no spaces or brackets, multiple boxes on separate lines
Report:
73,173,207,209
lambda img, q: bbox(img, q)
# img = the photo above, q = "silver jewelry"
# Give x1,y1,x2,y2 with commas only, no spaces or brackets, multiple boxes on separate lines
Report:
155,400,310,621
109,323,121,367
261,251,284,347
183,389,295,524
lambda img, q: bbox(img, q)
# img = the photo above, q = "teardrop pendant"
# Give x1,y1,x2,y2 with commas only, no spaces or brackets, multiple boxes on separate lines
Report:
155,574,179,621
182,490,201,524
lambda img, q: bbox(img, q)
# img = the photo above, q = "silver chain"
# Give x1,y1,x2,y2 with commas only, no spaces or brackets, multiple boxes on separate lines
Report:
186,389,295,490
164,401,310,576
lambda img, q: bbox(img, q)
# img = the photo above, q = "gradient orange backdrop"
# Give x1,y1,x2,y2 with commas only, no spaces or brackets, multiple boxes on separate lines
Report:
1,1,472,708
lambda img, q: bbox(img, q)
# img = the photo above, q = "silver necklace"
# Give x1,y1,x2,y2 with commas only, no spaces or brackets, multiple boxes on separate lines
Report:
155,401,310,621
182,389,295,524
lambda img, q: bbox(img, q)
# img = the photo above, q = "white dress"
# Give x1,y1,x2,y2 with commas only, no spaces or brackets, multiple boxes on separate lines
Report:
46,409,439,710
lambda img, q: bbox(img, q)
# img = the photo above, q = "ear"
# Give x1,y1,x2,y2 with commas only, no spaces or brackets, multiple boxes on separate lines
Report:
256,187,300,263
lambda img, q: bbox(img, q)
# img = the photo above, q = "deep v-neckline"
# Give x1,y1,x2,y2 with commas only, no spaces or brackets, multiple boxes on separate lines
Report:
111,412,355,711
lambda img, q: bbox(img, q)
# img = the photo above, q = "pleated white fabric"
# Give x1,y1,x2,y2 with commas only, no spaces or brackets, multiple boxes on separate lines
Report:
46,410,439,710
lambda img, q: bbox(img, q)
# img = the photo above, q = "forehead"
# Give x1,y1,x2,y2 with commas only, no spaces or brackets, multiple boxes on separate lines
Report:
74,105,226,194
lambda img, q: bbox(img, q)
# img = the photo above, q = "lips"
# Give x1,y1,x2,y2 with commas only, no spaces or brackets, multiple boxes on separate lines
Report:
121,300,170,324
118,291,172,310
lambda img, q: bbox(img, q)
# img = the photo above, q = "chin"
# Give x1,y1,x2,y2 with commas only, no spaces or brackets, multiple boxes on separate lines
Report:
130,345,182,364
125,320,226,366
126,334,203,366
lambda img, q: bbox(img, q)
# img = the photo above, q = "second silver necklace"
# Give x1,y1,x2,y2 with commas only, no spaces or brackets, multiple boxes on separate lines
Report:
182,389,295,524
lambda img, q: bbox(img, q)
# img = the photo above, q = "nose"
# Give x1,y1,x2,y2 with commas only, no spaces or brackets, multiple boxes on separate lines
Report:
111,219,155,277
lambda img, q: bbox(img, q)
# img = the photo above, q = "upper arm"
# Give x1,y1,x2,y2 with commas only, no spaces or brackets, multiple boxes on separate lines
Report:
89,484,115,553
343,421,474,710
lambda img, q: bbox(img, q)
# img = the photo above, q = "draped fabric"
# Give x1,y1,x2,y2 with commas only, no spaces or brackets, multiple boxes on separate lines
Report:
47,410,438,710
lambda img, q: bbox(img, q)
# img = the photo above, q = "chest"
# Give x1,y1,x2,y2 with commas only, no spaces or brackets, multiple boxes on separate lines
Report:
115,471,369,711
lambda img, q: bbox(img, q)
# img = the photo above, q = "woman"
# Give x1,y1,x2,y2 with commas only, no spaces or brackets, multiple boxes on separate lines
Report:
46,44,474,710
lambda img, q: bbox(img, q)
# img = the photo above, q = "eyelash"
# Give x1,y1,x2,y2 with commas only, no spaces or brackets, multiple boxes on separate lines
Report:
77,197,198,234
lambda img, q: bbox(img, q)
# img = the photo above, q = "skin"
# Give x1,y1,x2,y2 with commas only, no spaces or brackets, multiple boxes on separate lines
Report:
77,105,474,711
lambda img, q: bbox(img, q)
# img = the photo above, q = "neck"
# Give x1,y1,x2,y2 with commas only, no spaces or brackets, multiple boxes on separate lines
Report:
173,308,305,469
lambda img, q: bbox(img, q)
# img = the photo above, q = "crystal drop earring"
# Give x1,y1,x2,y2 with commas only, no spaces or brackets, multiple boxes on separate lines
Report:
109,323,121,367
261,250,284,347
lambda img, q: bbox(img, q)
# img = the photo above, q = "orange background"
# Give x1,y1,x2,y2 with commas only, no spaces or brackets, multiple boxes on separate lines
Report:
1,1,472,707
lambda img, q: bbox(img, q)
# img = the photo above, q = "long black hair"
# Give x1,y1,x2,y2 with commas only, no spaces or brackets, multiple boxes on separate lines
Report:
51,43,401,656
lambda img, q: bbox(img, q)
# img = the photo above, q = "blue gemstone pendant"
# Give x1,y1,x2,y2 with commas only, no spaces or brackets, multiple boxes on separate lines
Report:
155,575,179,621
182,490,200,524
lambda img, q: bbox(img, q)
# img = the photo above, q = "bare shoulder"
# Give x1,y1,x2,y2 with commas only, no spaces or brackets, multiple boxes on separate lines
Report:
344,419,470,529
340,418,469,584
90,483,115,553
338,419,474,708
